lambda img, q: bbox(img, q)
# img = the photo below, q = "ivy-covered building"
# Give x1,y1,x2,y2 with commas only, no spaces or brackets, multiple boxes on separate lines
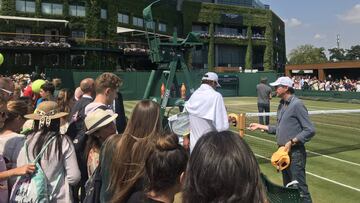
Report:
186,0,285,72
0,0,285,74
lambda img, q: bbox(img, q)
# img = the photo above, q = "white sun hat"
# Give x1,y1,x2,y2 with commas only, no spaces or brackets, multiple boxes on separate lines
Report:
85,108,118,135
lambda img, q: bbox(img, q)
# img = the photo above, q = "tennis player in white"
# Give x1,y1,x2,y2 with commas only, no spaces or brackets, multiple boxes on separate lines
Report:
185,72,229,153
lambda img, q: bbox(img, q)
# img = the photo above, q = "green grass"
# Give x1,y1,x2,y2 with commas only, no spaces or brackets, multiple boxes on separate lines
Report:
124,97,360,203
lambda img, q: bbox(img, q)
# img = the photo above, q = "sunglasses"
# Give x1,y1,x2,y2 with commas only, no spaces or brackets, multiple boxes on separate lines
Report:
0,88,13,97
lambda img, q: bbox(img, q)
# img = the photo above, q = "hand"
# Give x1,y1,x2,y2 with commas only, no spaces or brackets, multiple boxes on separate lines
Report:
248,123,267,131
13,164,36,176
284,141,292,153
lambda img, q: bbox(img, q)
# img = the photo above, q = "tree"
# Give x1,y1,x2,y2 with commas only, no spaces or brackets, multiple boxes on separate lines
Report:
328,48,346,61
346,45,360,60
288,44,327,65
245,27,253,69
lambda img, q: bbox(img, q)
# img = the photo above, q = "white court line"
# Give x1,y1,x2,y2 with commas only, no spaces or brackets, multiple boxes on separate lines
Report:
314,122,360,131
241,132,360,167
253,153,360,192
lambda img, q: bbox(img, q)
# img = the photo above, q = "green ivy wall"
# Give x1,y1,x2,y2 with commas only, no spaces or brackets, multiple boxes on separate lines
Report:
182,0,285,71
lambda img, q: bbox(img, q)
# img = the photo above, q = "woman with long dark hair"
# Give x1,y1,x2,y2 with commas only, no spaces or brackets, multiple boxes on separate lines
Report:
101,100,162,203
127,133,188,203
16,101,81,202
183,130,267,203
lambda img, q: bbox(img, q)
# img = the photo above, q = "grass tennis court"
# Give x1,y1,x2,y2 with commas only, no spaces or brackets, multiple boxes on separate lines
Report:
123,97,360,203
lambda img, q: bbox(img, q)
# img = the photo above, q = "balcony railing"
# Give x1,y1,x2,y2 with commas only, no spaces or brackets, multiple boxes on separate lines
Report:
0,32,70,48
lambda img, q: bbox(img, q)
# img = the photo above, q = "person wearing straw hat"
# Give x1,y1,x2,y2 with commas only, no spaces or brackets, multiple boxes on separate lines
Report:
84,108,117,177
184,72,229,153
17,101,81,202
248,76,315,203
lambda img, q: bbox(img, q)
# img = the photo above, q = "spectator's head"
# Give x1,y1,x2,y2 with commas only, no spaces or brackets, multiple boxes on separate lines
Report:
80,78,95,96
95,73,122,105
30,72,41,82
270,76,295,98
20,80,28,89
144,133,188,201
201,72,221,89
74,87,84,101
25,101,68,160
125,100,162,138
57,88,74,114
39,82,55,100
52,78,62,90
106,100,162,203
2,100,30,133
18,96,34,113
0,100,7,129
84,108,117,160
0,77,15,102
13,83,22,100
260,77,268,84
183,131,267,203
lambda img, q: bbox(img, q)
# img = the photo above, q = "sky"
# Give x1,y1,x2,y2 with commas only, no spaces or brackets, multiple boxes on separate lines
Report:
261,0,360,56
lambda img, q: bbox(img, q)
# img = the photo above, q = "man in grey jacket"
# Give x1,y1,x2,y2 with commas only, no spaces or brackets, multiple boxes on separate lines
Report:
249,76,315,203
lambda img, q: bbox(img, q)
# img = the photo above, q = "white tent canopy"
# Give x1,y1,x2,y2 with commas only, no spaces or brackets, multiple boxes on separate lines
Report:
116,26,183,40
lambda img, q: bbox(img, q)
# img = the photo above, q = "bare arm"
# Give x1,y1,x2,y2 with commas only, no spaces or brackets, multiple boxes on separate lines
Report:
0,164,35,181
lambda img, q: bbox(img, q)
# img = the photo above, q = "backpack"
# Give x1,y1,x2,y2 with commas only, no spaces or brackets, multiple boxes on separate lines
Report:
68,105,109,154
9,136,62,203
83,166,102,203
67,104,109,202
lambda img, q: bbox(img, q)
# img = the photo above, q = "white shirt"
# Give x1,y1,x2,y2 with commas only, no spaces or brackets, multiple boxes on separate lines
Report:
185,84,229,152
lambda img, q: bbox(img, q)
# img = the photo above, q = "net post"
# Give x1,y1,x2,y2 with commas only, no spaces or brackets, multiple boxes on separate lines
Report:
239,113,246,138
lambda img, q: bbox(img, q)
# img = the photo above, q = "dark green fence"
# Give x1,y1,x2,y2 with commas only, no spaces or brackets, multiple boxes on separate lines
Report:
44,69,281,100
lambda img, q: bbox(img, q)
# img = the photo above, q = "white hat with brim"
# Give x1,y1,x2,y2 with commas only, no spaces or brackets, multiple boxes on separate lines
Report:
270,76,294,87
85,108,118,135
202,72,221,87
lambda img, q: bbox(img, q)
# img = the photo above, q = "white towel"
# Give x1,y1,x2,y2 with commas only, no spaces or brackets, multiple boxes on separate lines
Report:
185,84,229,131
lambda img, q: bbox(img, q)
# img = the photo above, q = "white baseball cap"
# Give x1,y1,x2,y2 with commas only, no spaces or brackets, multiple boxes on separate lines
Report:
202,72,221,87
270,76,294,88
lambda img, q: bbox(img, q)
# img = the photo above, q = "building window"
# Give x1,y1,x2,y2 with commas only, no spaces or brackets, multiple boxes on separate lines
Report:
44,29,59,41
71,30,85,38
42,3,63,15
146,21,155,30
101,9,107,19
16,0,35,13
44,54,59,66
217,44,244,67
69,5,85,17
16,27,31,40
132,17,144,27
15,53,32,66
71,55,85,67
158,23,167,32
118,13,129,24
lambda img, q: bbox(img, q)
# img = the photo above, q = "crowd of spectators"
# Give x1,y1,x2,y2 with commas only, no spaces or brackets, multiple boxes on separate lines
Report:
0,40,71,48
198,32,265,40
292,75,360,92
